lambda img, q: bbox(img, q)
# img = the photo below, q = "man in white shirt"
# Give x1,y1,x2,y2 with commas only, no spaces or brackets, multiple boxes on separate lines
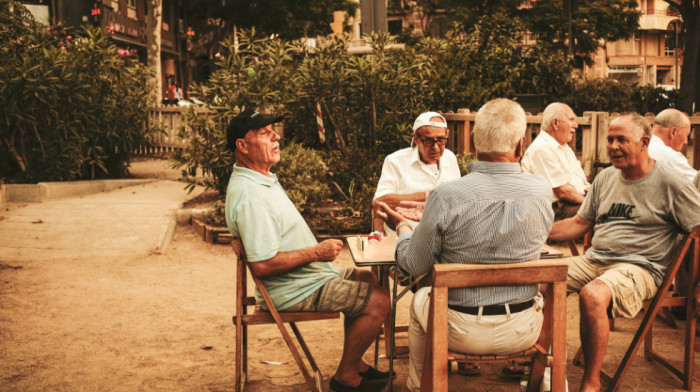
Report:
372,112,461,233
521,102,590,220
650,108,696,182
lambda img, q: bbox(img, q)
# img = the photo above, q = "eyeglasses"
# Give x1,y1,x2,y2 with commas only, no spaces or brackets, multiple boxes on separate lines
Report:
416,134,448,147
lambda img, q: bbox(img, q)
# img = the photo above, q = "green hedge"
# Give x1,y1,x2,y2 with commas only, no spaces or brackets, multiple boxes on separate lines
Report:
174,26,680,233
1,1,152,183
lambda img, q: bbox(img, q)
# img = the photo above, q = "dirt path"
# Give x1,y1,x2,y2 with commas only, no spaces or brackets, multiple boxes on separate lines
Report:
2,224,697,391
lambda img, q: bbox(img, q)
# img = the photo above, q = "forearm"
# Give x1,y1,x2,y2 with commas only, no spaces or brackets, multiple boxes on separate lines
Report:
249,246,321,277
374,192,427,210
553,184,585,204
395,219,437,278
548,215,593,241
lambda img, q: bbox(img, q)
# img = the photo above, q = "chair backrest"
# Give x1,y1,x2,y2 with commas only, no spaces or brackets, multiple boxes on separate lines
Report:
601,227,700,391
231,238,280,315
421,258,569,392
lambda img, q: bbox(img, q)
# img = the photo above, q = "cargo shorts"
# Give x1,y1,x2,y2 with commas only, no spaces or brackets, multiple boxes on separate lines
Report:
567,256,658,319
282,267,373,319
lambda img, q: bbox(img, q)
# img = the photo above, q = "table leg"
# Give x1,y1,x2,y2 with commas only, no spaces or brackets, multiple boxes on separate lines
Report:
388,266,400,392
373,266,384,369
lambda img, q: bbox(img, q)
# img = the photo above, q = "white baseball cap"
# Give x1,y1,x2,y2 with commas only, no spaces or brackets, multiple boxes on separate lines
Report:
413,111,447,132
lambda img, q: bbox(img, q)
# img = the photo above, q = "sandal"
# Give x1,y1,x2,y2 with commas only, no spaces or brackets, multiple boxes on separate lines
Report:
501,361,531,380
456,362,481,376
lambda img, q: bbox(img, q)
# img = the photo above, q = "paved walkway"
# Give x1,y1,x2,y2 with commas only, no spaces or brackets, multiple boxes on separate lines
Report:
0,180,199,261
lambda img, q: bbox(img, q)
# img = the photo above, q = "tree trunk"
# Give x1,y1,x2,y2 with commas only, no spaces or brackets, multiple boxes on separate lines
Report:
147,0,163,107
667,0,699,113
679,7,699,113
2,135,26,173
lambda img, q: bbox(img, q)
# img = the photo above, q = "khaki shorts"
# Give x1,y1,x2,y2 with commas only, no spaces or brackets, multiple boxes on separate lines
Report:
567,256,658,318
282,267,372,319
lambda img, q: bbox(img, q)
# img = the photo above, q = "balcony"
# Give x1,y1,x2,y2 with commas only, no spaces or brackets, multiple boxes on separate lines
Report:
639,9,679,30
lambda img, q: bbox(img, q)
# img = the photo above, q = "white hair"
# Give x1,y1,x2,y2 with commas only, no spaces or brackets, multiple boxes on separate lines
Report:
613,112,652,142
654,108,689,129
541,102,571,133
473,98,527,153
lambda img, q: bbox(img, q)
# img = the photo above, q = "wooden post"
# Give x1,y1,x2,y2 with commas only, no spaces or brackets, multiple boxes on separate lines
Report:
596,112,611,165
581,111,597,179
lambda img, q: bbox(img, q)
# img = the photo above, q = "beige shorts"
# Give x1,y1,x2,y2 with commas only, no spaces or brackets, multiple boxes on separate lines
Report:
281,267,372,319
567,256,658,318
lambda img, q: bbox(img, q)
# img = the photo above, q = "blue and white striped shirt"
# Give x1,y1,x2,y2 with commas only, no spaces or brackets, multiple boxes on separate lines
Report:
396,161,554,307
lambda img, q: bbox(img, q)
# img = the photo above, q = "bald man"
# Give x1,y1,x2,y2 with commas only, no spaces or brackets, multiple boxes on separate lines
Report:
521,102,590,220
650,108,696,182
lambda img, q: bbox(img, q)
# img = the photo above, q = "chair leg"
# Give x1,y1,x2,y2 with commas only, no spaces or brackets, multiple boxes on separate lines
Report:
290,322,325,390
235,317,246,392
278,322,321,392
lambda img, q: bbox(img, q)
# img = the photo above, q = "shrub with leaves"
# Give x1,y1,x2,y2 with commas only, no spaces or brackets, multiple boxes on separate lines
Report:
275,141,331,215
0,1,151,182
174,27,574,232
630,85,681,115
173,109,232,194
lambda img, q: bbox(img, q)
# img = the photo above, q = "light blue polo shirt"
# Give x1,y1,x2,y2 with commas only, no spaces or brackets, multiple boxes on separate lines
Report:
225,164,339,310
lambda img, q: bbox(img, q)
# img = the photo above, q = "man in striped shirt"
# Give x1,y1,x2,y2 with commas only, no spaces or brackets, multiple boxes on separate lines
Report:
377,98,554,392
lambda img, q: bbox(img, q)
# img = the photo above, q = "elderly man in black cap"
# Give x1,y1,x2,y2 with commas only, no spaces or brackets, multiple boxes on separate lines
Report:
224,109,391,392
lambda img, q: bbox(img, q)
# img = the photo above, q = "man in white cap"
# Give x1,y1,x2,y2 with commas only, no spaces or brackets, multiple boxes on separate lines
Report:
372,111,461,233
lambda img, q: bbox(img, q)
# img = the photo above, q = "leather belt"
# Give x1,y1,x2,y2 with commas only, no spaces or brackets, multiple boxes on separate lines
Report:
448,299,535,316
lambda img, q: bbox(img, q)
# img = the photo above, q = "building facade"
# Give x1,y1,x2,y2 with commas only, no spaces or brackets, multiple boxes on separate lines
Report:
20,0,192,101
585,0,683,89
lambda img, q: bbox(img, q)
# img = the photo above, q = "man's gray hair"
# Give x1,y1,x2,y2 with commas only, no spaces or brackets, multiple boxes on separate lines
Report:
654,108,689,129
618,112,652,141
541,102,571,133
473,98,526,153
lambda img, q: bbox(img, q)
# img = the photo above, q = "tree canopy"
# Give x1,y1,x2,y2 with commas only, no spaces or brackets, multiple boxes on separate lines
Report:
185,0,357,61
390,0,639,66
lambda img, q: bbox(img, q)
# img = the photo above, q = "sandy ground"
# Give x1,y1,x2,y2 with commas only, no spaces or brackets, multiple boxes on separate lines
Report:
0,158,698,391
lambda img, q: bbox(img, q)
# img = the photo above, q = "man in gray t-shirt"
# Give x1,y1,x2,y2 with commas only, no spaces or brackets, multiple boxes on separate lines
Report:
549,113,700,392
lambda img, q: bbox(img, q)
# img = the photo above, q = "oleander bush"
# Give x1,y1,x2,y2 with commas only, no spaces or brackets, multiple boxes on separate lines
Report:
0,1,152,183
175,23,674,233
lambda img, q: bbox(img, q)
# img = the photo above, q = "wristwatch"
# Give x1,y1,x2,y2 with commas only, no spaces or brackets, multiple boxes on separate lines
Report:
395,221,412,232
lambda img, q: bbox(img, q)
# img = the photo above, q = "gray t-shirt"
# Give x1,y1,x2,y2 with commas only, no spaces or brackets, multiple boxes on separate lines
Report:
579,161,700,285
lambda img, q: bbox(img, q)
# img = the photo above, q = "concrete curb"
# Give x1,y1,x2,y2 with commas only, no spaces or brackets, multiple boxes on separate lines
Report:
0,184,6,209
155,213,178,255
3,179,156,203
175,208,211,225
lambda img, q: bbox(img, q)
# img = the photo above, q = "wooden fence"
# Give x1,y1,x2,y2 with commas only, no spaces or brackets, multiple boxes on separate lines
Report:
135,106,215,155
443,110,700,178
138,106,700,178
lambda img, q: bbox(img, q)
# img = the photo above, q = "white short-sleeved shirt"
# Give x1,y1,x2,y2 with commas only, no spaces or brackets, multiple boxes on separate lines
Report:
373,147,461,201
521,130,590,202
648,135,697,183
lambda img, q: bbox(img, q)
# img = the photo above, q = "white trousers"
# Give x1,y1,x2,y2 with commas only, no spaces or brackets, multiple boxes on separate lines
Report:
407,287,544,392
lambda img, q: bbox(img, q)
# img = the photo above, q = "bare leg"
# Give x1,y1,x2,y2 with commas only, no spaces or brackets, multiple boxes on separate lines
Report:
333,272,390,386
578,280,613,392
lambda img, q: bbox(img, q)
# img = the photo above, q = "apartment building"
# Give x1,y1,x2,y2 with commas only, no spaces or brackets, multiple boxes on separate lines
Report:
19,0,191,100
585,0,683,88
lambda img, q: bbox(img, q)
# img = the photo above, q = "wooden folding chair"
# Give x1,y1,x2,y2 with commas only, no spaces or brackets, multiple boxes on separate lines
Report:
231,239,340,392
569,228,700,391
420,259,569,392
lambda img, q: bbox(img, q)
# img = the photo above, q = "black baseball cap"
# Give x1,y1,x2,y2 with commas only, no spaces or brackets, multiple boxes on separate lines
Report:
226,108,284,151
